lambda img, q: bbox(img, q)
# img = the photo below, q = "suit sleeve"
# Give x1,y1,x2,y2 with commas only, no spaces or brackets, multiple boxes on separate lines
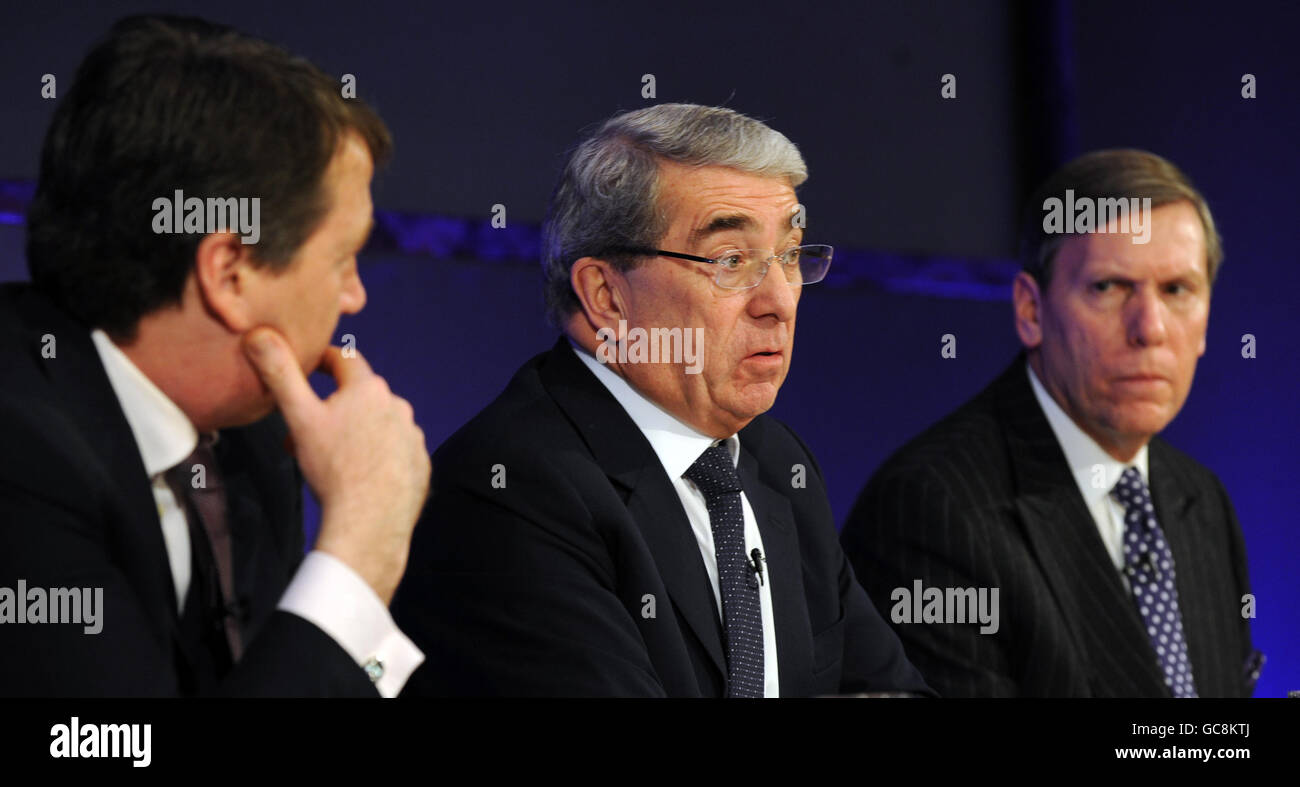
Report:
837,546,937,695
0,477,178,696
779,422,934,696
841,466,1019,697
392,452,667,697
1211,473,1259,696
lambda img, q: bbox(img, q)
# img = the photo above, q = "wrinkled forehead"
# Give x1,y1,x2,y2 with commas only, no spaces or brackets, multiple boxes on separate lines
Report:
654,163,801,246
1053,202,1209,283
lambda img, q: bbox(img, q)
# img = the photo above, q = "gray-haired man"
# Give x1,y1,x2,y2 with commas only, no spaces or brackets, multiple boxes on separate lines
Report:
392,103,930,697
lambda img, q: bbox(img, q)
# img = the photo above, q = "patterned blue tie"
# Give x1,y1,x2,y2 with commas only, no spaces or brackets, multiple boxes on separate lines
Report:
1111,467,1197,697
684,442,764,698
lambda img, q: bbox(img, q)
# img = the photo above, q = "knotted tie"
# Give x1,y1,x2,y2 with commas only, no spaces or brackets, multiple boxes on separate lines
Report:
684,443,764,697
165,436,242,662
1111,467,1196,697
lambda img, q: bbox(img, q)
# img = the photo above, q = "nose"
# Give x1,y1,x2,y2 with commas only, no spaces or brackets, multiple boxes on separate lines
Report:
340,266,367,315
1127,285,1167,347
745,256,798,322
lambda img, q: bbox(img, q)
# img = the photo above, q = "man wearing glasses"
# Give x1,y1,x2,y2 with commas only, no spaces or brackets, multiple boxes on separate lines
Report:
392,103,930,697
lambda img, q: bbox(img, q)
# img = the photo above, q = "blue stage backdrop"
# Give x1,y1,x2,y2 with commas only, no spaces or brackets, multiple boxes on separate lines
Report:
0,0,1293,696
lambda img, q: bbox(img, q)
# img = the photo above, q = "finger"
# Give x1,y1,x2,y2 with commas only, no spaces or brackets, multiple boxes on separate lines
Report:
242,327,321,428
317,345,375,388
393,395,414,423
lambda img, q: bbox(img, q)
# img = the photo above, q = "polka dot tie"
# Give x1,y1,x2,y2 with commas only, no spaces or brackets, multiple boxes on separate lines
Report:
684,443,764,698
1111,467,1197,698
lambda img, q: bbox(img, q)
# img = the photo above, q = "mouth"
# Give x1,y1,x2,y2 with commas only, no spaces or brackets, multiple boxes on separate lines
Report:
1115,373,1168,382
1112,373,1171,389
742,349,785,370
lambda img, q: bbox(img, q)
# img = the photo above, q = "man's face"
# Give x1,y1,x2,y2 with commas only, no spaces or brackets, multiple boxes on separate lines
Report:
1024,200,1211,460
615,161,802,438
251,132,373,374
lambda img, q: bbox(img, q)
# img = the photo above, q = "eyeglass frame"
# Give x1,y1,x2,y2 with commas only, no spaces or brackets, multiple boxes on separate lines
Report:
598,244,834,290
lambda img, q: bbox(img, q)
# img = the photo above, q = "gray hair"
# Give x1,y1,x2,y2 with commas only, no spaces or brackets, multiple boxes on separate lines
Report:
541,103,808,327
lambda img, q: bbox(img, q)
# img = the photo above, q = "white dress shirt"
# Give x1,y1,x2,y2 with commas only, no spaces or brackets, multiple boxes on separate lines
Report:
1027,361,1150,574
574,344,780,697
90,329,422,696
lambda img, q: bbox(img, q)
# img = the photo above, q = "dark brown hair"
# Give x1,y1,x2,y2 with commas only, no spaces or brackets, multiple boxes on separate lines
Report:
26,15,392,339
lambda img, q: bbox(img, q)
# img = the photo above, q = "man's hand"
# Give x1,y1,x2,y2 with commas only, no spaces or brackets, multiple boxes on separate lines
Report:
242,327,430,604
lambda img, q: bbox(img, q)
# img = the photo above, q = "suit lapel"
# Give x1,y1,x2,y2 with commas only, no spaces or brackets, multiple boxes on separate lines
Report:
994,359,1168,696
10,289,180,642
736,433,807,695
1147,440,1221,695
10,286,297,684
539,340,727,680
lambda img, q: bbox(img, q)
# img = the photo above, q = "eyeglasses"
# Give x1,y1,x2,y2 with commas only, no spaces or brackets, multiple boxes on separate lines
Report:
604,244,834,290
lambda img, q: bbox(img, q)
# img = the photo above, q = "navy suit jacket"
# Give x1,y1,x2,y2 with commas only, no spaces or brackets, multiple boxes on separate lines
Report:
392,338,931,697
0,283,376,696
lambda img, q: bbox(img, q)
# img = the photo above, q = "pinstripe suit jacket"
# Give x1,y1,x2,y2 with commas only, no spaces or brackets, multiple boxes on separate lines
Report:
840,358,1258,697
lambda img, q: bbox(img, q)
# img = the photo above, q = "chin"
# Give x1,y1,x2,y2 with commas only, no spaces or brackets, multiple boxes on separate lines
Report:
302,346,328,375
1106,409,1174,442
729,387,779,421
226,399,278,429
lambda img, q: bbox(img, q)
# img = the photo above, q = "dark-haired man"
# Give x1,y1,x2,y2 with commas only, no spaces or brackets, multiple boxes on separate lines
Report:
841,150,1260,697
0,16,429,696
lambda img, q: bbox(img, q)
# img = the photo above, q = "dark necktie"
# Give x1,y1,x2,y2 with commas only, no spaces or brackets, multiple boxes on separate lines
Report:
165,436,242,663
684,442,764,698
1111,467,1196,697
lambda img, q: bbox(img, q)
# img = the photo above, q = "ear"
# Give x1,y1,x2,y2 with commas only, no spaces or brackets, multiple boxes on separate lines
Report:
570,256,631,333
1013,271,1045,350
193,231,260,332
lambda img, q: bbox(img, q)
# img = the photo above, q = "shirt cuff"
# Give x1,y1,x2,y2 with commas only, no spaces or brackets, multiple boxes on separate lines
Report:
277,550,424,697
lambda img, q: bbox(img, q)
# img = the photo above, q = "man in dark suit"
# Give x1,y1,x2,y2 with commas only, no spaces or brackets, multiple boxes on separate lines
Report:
392,103,930,697
0,16,430,696
841,150,1259,697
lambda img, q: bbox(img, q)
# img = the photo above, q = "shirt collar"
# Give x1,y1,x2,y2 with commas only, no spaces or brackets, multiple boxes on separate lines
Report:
91,329,199,478
571,342,739,479
1026,360,1149,504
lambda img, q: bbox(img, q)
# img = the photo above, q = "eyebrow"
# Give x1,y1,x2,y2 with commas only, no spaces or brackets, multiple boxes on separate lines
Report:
688,214,754,247
685,212,806,252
